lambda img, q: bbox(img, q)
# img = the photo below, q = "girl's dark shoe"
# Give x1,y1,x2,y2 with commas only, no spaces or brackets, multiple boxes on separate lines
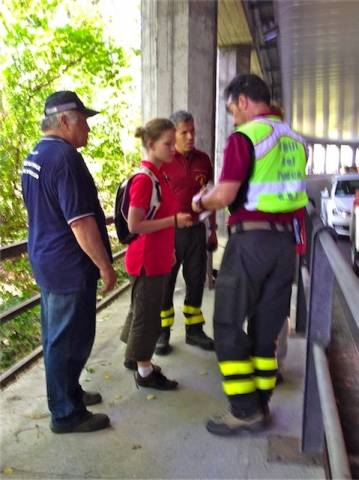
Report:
124,360,161,373
135,369,178,390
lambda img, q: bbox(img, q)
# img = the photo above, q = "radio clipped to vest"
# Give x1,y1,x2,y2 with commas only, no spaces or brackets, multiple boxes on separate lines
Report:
114,167,161,245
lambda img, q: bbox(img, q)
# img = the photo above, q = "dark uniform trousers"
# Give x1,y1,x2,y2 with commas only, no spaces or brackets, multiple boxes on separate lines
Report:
161,223,207,326
214,229,296,417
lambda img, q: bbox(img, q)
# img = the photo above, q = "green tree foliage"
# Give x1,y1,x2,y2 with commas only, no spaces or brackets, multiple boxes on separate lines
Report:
0,0,140,243
0,0,141,370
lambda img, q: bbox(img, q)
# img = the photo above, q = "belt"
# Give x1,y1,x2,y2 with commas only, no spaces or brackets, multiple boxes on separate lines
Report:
229,221,293,234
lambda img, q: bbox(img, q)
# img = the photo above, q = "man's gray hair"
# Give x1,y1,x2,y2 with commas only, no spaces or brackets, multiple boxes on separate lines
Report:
41,110,79,132
169,110,193,127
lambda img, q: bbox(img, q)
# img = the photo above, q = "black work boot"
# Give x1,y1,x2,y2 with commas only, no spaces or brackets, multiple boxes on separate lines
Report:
50,412,110,434
185,324,214,351
82,391,102,406
154,327,172,355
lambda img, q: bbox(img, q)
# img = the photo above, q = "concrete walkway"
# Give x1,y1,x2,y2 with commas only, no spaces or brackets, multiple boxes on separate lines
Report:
1,274,324,479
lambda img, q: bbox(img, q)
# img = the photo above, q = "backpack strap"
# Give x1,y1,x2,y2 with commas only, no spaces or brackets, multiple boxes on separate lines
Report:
121,167,161,220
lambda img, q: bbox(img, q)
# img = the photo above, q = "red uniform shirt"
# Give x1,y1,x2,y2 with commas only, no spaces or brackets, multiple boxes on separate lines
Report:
219,115,303,225
125,161,177,277
162,148,213,220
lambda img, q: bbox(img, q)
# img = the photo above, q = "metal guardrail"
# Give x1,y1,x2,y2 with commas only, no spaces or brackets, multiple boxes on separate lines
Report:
0,249,127,325
0,243,130,387
313,344,351,479
0,240,28,260
298,204,359,479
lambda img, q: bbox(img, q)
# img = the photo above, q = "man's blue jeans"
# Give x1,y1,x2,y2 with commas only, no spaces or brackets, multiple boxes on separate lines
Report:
40,278,97,426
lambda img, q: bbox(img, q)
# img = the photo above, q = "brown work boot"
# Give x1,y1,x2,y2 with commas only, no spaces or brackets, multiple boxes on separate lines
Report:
206,410,264,436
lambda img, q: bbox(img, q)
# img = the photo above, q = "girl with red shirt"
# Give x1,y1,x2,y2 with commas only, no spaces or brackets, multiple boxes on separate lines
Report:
121,118,192,390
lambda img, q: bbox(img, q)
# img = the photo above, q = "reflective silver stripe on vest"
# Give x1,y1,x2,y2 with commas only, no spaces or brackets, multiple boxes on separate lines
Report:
253,118,306,159
245,180,306,210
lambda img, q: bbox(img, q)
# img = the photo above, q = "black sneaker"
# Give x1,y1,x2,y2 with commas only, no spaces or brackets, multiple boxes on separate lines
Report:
206,410,264,436
82,391,102,406
50,412,110,434
124,359,161,373
135,369,178,390
186,328,214,351
155,327,172,355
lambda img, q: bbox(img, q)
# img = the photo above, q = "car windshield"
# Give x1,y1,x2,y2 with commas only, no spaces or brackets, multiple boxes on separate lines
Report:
335,180,359,196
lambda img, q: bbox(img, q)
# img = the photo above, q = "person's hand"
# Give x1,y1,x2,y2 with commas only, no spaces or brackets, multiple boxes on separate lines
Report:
176,213,193,228
207,231,218,252
191,192,203,213
100,264,117,293
172,250,177,266
105,215,114,225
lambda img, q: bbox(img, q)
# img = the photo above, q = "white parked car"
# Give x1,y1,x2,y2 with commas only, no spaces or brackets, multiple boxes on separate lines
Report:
320,174,359,237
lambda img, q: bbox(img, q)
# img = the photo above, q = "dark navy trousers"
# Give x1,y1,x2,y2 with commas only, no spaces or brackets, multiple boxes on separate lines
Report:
40,278,97,426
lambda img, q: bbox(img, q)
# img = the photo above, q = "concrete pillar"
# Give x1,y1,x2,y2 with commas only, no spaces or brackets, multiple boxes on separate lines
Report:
215,45,251,181
215,46,251,232
141,0,217,158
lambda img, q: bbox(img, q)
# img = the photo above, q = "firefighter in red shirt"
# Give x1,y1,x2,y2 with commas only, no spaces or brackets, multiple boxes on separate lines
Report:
155,111,218,355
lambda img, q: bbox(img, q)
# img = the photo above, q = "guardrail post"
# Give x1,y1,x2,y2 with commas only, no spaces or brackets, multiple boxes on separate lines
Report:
302,227,335,453
295,255,307,333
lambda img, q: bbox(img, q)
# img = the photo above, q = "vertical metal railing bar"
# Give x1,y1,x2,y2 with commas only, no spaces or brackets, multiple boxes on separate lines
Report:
313,343,352,479
295,255,309,333
302,228,335,453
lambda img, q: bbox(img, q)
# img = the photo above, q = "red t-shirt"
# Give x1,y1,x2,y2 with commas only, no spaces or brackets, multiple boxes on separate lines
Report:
125,161,177,276
219,124,302,225
162,148,213,219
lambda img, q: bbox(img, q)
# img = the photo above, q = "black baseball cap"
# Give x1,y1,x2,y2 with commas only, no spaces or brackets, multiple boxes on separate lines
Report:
44,91,99,117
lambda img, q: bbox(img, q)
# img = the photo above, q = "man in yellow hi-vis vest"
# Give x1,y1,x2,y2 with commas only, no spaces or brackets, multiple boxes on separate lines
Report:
192,74,308,436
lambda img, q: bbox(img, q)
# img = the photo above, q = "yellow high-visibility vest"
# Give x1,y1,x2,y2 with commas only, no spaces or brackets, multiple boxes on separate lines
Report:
235,116,308,212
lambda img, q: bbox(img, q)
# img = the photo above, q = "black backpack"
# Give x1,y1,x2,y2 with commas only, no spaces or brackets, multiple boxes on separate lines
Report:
114,167,162,245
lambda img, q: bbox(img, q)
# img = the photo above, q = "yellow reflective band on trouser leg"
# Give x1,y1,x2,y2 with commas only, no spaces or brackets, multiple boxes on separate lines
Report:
252,356,278,371
254,376,277,390
184,313,204,325
183,305,201,315
223,379,256,395
219,360,254,376
160,307,174,328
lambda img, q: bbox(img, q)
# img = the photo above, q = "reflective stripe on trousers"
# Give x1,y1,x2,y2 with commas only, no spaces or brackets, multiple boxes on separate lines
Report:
183,304,204,325
160,306,174,328
219,356,278,396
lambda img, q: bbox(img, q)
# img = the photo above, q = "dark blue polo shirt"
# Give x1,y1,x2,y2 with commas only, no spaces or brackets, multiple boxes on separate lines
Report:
21,136,112,294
